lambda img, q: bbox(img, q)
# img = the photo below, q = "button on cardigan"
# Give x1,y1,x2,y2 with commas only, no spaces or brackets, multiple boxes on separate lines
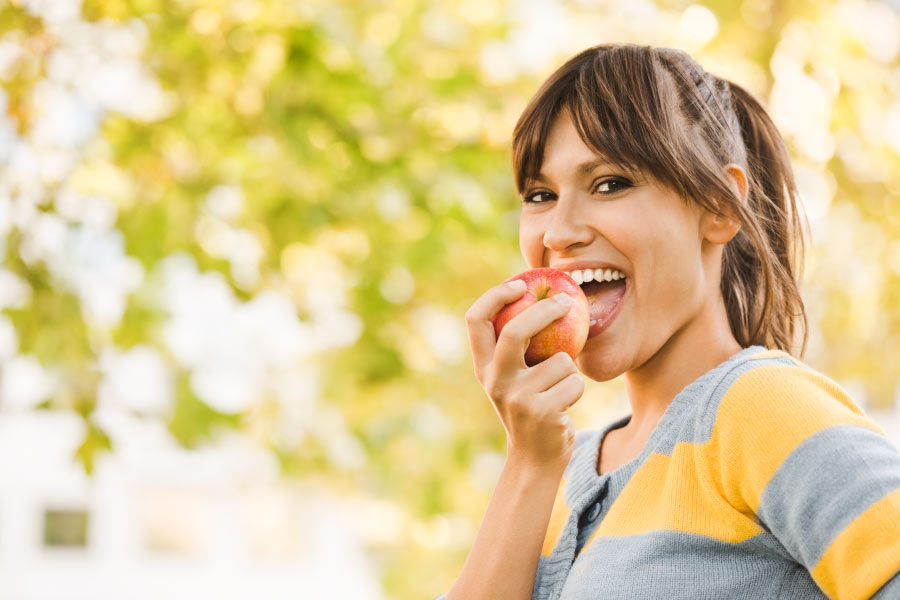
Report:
435,345,900,600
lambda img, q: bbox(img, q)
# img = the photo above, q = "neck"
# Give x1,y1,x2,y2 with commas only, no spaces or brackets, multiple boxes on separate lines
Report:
621,293,743,435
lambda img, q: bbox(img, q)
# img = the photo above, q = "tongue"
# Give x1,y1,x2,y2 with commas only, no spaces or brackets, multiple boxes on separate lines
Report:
582,279,627,322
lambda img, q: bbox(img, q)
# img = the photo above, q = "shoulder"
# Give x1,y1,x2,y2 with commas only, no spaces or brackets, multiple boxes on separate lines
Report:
698,348,893,520
705,347,878,435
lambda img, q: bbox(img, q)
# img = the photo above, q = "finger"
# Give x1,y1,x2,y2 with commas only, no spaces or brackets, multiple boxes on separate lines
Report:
494,295,574,373
464,280,527,376
524,351,579,393
536,371,585,413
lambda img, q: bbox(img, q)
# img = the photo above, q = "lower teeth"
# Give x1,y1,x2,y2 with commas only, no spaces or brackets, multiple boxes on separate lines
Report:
590,319,597,326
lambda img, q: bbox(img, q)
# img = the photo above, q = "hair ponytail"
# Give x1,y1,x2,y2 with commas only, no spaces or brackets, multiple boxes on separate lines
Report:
721,81,809,357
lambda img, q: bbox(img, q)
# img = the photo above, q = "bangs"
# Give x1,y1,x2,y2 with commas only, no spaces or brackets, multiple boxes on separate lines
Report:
511,44,809,357
512,45,692,198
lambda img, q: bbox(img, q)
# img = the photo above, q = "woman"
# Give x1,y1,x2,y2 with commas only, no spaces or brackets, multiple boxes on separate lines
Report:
437,44,900,599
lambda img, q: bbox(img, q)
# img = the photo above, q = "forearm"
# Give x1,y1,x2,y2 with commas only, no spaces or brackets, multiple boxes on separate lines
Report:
446,455,566,600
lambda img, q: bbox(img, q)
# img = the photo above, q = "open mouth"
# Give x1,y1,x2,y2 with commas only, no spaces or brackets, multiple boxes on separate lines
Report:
581,278,628,327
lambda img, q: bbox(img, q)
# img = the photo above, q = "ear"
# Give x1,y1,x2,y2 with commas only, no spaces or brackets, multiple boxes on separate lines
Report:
724,163,748,206
701,164,747,245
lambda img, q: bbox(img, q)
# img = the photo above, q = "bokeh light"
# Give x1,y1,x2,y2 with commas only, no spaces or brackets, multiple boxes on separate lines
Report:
1,0,899,599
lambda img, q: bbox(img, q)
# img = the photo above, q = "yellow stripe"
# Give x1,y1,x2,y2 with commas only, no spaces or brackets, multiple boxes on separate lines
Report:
584,447,763,552
542,476,570,556
705,364,883,516
580,363,886,557
811,487,900,600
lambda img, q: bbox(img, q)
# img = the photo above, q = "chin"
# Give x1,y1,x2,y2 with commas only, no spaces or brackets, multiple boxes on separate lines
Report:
575,350,626,382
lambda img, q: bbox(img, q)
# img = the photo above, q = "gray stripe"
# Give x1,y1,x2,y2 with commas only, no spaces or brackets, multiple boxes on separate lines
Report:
612,354,799,460
757,424,900,568
557,529,827,600
564,345,777,509
619,354,801,459
541,346,839,598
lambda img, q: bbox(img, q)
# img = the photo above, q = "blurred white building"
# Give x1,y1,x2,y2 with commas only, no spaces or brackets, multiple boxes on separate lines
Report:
0,409,386,600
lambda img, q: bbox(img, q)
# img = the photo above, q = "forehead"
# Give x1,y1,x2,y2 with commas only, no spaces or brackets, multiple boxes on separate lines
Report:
543,113,594,158
528,114,617,183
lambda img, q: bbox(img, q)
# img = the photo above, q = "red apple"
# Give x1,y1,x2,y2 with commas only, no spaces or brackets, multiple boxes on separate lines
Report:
492,268,590,366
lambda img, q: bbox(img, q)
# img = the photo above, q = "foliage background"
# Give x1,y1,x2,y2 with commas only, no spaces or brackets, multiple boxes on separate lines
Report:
1,0,899,598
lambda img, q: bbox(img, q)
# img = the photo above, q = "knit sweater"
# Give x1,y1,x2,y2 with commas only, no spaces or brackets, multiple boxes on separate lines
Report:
436,345,900,600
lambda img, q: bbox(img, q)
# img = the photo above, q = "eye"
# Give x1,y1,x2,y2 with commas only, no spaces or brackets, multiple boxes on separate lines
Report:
522,191,551,203
595,176,632,194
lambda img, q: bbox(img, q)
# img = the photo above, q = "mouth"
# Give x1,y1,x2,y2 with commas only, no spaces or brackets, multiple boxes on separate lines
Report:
561,267,628,336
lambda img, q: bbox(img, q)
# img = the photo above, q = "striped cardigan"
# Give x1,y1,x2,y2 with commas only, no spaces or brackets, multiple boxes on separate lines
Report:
437,345,900,599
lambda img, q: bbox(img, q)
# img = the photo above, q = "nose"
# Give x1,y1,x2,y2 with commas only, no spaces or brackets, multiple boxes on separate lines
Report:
542,195,592,253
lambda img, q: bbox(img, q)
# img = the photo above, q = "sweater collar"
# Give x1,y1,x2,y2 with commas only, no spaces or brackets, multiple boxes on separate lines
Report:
564,344,768,508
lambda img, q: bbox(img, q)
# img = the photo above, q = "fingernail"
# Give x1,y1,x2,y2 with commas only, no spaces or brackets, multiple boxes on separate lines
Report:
554,293,573,305
507,280,526,291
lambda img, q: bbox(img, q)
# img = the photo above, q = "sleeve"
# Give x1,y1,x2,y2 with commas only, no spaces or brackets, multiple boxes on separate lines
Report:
705,362,900,600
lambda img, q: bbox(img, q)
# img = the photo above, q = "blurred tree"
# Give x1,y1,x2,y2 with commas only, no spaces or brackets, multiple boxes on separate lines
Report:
1,0,899,598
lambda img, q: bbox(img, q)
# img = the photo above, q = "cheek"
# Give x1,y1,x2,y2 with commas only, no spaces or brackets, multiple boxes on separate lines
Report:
653,225,704,296
518,218,544,266
622,217,690,294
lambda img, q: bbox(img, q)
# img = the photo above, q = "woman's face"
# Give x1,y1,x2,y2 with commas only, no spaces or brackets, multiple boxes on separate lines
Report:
518,112,724,381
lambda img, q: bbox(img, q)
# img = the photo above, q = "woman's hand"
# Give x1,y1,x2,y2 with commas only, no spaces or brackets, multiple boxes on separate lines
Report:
465,280,586,471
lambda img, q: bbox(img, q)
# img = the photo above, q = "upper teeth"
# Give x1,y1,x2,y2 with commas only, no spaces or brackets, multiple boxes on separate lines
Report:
565,268,625,285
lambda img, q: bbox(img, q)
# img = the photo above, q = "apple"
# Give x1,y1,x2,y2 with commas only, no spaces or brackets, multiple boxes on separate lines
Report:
492,268,590,366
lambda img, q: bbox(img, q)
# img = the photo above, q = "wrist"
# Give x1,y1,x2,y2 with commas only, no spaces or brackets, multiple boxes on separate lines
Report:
503,450,569,480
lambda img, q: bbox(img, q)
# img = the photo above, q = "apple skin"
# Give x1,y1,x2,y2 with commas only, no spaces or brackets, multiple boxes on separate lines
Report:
492,268,590,366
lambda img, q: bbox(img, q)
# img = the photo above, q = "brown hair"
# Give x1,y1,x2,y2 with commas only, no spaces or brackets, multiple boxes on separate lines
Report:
512,44,809,358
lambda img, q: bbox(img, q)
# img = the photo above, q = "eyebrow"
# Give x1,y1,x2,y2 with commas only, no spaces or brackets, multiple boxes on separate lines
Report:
529,158,610,183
